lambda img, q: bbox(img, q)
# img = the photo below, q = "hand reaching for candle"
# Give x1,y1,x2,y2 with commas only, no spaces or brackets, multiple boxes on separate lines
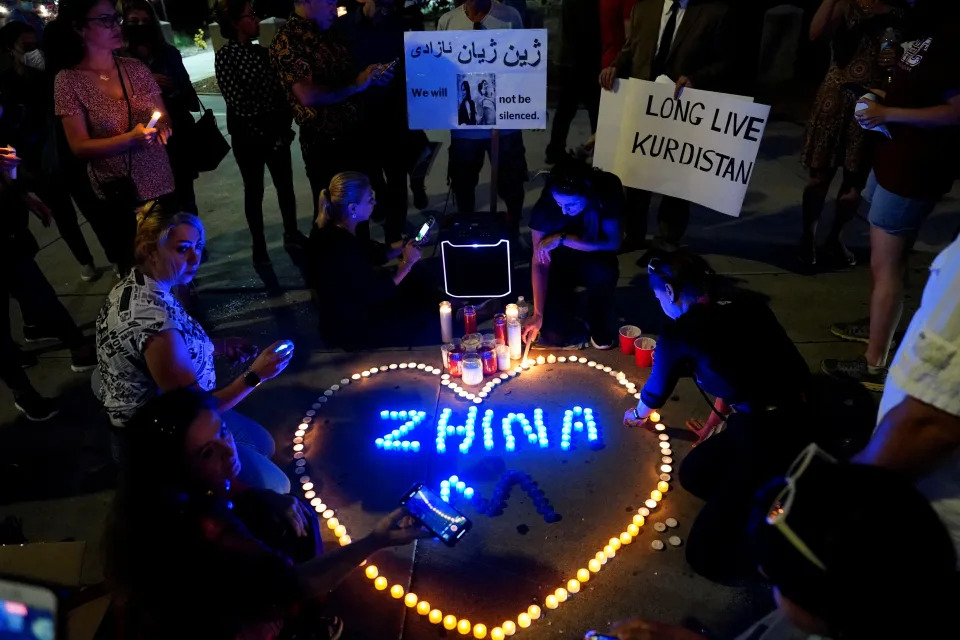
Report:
536,234,562,264
521,313,542,344
367,507,431,548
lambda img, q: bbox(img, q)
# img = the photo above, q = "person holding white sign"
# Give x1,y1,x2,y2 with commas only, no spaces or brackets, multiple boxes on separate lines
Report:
599,0,734,250
438,0,528,233
522,159,623,350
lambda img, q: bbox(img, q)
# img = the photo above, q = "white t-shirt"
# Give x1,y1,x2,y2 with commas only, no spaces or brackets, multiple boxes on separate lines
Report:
96,270,216,426
437,2,523,140
877,238,960,561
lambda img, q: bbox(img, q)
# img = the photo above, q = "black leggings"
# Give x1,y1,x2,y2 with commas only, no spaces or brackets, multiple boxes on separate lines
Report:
680,409,811,583
232,134,299,248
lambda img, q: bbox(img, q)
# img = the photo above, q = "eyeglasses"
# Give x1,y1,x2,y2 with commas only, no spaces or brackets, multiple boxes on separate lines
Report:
87,13,123,28
647,257,667,277
765,443,836,572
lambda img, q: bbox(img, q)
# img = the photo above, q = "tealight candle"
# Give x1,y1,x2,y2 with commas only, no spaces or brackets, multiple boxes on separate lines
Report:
577,568,590,582
473,623,487,638
536,355,546,365
528,605,541,620
374,576,387,590
429,609,443,624
603,545,616,558
595,551,607,564
404,593,418,607
417,601,431,615
351,373,361,380
458,619,471,635
547,354,556,363
567,579,581,593
639,507,650,517
517,613,531,628
390,585,404,599
543,594,559,609
443,615,458,630
326,517,339,529
661,464,673,473
658,481,670,492
619,531,633,544
365,565,378,579
627,523,640,536
588,559,602,572
645,498,658,509
555,588,568,602
491,628,505,640
651,490,663,502
609,537,621,550
502,620,517,635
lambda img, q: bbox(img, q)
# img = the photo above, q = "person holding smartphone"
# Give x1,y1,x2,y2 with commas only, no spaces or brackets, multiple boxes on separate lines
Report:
96,203,293,493
108,388,429,640
307,171,444,349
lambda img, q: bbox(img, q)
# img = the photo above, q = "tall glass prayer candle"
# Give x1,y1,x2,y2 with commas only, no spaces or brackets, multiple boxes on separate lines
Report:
493,314,507,345
505,303,519,322
507,318,522,360
441,343,455,369
463,305,477,334
462,355,483,386
480,345,498,375
440,301,453,343
448,348,464,377
496,344,511,371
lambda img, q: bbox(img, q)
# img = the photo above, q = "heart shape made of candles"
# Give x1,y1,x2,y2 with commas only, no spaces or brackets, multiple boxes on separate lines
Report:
289,356,673,639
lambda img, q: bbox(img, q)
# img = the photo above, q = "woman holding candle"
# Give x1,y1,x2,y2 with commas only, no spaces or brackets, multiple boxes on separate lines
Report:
622,250,814,583
122,0,200,214
96,203,292,493
522,158,622,350
307,171,442,350
107,388,428,640
52,0,175,275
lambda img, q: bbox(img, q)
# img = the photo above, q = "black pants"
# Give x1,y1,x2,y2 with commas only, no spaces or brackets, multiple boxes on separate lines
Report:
233,134,299,249
541,248,618,344
680,409,810,583
373,126,412,245
547,66,601,154
1,253,85,396
624,187,690,245
167,132,198,215
448,133,527,223
39,174,93,267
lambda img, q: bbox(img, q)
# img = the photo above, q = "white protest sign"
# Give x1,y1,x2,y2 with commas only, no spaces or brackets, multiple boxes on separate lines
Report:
594,79,770,217
404,29,547,131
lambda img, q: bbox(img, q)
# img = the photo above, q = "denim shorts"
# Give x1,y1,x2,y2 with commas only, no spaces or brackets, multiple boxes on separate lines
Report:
863,171,937,237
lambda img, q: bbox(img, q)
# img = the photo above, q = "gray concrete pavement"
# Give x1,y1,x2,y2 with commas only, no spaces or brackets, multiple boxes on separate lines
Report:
1,104,958,639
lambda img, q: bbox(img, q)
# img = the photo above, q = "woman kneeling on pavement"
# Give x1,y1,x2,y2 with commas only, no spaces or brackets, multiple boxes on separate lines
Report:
622,251,813,583
96,203,292,493
522,158,623,350
107,388,427,640
307,171,440,350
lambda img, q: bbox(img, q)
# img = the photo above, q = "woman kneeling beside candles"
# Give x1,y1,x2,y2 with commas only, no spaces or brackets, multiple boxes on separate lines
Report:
622,250,814,583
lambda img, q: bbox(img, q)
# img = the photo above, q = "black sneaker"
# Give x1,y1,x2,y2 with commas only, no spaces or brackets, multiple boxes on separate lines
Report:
70,346,97,373
252,244,271,266
821,357,887,392
14,394,60,422
22,324,57,343
821,239,856,267
830,319,871,345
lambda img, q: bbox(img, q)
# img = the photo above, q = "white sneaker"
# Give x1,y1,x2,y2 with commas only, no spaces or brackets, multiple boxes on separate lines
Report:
79,263,99,282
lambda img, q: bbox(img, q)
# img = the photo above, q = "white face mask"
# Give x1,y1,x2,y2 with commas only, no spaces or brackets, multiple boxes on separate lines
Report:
23,49,45,70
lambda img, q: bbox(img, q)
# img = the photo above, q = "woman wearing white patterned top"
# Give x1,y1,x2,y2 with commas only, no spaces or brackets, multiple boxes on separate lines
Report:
96,204,293,493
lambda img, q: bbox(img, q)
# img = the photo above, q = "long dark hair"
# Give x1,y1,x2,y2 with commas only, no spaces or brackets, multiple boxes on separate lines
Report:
545,158,604,242
44,0,104,72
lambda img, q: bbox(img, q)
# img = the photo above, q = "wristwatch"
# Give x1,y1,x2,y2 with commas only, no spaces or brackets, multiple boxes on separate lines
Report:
243,370,262,389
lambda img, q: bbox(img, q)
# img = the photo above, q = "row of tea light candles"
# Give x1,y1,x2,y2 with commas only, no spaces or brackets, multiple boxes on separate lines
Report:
288,362,672,637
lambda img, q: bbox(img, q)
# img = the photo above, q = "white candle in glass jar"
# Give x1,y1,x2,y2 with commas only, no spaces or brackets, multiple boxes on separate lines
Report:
507,318,522,360
496,344,511,371
462,355,484,386
439,301,453,344
505,304,519,322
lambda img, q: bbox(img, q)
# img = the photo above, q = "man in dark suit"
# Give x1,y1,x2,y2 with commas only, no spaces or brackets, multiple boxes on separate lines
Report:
599,0,734,251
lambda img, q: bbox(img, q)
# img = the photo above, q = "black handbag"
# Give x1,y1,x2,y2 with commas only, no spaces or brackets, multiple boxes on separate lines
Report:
93,55,138,208
193,97,230,173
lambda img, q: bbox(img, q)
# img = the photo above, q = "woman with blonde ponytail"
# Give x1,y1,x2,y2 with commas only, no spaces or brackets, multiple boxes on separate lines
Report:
308,171,441,349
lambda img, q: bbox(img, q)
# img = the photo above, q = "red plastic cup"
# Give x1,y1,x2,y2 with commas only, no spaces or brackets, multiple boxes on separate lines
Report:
619,325,642,354
634,337,656,368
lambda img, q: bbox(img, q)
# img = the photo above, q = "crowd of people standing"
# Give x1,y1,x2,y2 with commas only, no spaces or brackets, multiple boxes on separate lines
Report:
1,0,960,639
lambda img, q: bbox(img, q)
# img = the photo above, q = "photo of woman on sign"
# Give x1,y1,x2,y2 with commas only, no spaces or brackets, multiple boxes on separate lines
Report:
478,78,496,125
458,79,476,125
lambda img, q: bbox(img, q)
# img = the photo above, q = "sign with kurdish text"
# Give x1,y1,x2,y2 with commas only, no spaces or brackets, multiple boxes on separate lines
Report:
404,29,547,131
594,79,770,217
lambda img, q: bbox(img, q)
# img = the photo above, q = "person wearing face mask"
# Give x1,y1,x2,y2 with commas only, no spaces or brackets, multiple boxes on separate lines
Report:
107,388,429,640
0,20,106,283
521,159,623,351
96,203,292,493
121,0,200,214
307,171,444,350
621,250,813,582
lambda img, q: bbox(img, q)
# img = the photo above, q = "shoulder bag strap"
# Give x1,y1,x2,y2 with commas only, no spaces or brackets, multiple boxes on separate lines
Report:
113,54,133,179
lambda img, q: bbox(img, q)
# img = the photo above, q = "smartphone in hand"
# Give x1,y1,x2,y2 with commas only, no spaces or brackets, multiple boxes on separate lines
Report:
400,483,472,547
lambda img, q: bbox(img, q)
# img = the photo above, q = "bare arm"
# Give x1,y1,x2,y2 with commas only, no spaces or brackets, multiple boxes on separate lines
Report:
853,396,960,478
61,113,136,160
530,229,550,317
883,94,960,129
560,219,622,253
144,330,256,412
809,0,847,41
